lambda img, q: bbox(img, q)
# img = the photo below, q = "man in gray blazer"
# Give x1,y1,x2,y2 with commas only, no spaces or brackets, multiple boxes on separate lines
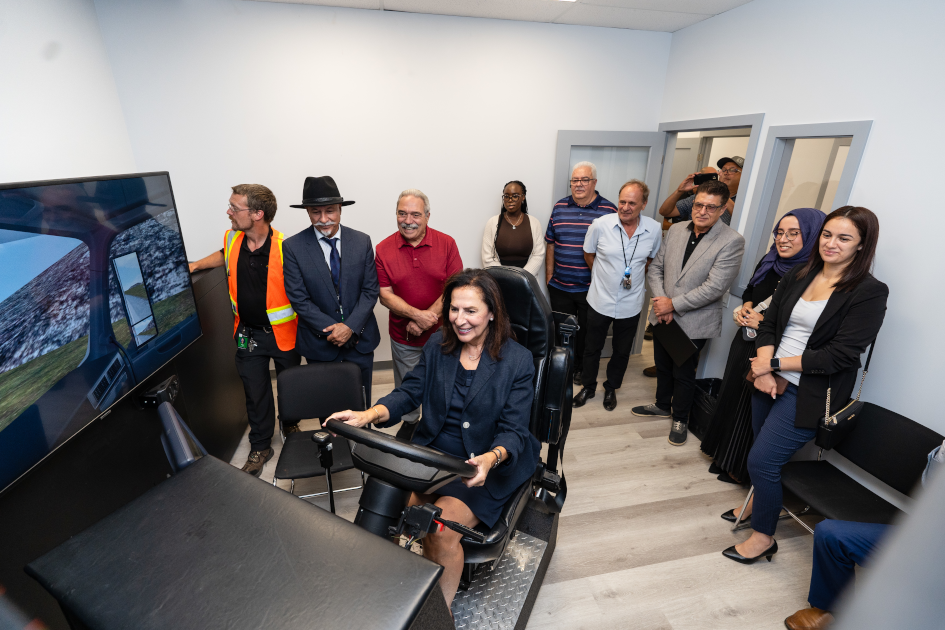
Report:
632,180,745,446
283,176,381,407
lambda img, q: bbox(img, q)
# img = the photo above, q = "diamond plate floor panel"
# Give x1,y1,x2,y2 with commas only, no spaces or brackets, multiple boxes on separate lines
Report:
451,531,548,629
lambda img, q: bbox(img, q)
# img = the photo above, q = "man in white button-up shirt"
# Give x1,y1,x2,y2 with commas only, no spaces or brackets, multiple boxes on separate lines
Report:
574,180,662,411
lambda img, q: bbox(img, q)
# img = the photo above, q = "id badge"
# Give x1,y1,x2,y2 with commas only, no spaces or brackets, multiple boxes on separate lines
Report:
236,332,249,349
621,267,632,290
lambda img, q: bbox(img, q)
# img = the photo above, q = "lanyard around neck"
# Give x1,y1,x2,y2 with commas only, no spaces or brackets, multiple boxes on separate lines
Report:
620,223,641,271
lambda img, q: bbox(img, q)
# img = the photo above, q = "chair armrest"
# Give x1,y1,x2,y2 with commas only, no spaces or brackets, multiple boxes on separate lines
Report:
541,347,571,445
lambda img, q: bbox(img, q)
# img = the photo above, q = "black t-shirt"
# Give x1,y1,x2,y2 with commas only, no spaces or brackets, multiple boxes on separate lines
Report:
233,229,272,327
681,222,708,270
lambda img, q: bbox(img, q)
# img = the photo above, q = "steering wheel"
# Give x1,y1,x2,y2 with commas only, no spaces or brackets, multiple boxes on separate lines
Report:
325,419,476,477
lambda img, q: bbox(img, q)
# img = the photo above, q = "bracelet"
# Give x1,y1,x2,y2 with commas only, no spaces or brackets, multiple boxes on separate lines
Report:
490,448,503,469
370,406,380,424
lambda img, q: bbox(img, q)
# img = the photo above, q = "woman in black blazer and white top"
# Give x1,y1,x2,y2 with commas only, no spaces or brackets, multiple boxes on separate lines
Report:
326,268,540,609
721,206,888,564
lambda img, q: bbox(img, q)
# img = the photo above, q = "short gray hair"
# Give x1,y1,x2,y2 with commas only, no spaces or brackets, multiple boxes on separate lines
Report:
572,161,597,180
619,179,649,203
397,189,431,216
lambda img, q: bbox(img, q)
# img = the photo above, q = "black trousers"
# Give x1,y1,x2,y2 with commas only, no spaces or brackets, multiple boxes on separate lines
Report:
234,327,301,452
547,285,589,372
304,347,374,413
581,307,640,392
653,334,707,424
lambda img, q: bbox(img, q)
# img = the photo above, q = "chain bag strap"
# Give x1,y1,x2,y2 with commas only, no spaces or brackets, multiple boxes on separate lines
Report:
816,339,876,449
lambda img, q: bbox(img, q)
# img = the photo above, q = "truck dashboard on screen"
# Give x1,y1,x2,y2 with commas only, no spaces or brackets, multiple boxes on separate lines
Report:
0,172,200,493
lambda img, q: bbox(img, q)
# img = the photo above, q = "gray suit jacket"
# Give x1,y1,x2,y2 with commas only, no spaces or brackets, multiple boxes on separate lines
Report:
646,220,745,339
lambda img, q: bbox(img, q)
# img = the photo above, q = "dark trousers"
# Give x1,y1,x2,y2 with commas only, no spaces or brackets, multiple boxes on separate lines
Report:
548,285,589,372
808,520,888,611
582,307,640,392
653,334,706,423
234,328,301,452
305,348,374,412
747,384,817,535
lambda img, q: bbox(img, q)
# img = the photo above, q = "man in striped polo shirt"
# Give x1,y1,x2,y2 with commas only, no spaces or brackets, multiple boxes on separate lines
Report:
544,161,617,384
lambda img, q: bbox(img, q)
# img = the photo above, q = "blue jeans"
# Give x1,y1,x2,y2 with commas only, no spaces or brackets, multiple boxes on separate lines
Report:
808,520,888,611
747,384,817,535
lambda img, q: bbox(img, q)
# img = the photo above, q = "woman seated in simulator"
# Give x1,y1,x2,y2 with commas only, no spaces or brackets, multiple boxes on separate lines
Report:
721,206,888,564
701,208,826,484
327,268,540,608
481,180,545,279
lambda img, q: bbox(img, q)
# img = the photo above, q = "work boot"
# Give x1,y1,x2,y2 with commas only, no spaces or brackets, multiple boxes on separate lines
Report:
784,607,833,630
643,365,657,378
631,403,670,418
241,448,274,477
603,387,617,411
573,387,595,407
668,420,688,446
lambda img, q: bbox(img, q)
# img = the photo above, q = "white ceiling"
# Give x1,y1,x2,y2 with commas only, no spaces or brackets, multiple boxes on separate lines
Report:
252,0,756,32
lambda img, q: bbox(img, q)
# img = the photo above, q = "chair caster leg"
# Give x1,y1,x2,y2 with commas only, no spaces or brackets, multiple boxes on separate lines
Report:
458,563,475,591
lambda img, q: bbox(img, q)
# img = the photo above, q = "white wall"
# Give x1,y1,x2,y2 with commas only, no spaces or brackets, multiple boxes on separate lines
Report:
0,0,136,183
664,0,945,473
91,0,672,360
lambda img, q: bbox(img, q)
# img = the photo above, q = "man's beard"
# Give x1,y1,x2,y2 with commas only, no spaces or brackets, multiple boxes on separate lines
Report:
315,221,337,236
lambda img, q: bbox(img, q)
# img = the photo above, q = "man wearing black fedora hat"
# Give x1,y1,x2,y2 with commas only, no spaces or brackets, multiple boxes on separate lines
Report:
283,176,381,405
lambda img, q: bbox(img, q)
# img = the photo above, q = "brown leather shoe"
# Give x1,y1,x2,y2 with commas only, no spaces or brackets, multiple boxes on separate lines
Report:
784,607,833,630
643,365,657,378
241,448,274,477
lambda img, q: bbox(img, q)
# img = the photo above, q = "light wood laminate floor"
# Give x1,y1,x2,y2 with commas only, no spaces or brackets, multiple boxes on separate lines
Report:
229,342,817,629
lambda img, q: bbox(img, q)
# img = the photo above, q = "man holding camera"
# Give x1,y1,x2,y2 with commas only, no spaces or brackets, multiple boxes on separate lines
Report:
659,156,744,226
283,176,381,406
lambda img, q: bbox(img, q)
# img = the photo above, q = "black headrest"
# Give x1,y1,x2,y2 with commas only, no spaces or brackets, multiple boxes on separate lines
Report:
484,267,553,361
277,362,365,421
837,402,944,496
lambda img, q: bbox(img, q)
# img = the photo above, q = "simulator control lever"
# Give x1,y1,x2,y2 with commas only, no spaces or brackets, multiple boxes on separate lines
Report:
390,504,486,549
312,431,337,514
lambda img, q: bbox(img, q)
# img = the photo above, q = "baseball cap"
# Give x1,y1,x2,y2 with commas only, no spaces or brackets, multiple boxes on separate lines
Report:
717,156,745,170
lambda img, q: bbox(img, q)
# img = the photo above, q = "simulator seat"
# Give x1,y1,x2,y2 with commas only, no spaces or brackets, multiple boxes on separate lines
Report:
458,266,573,565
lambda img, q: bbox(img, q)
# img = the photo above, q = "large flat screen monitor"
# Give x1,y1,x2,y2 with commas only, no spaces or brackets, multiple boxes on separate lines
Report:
0,172,200,493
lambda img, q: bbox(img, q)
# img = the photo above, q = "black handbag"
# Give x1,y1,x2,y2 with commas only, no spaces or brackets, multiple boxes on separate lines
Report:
815,340,875,450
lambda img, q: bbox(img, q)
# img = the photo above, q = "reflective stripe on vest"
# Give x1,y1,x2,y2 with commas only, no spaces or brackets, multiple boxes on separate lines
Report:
268,234,297,325
224,230,240,314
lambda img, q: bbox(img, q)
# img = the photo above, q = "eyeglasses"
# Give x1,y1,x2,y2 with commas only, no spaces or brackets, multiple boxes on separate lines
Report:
227,203,251,213
693,202,723,213
719,168,741,175
569,178,595,185
502,194,524,201
774,229,802,241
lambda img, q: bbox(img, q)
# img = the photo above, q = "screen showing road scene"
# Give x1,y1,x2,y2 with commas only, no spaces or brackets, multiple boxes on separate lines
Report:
0,173,200,493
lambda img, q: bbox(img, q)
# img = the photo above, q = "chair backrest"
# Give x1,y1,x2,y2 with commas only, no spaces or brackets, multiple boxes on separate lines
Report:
484,267,558,442
277,362,366,422
836,402,944,496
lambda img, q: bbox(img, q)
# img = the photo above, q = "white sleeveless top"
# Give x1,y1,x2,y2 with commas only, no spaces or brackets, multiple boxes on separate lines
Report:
775,298,828,385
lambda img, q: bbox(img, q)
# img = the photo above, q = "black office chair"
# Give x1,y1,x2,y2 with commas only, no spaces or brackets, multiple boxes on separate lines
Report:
271,362,367,512
458,266,574,568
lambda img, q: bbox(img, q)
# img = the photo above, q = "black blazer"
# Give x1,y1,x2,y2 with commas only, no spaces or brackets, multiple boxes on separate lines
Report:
282,225,380,361
376,331,540,499
756,264,889,429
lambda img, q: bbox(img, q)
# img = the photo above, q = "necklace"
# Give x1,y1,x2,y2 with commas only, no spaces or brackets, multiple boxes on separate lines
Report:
505,212,525,230
466,345,483,360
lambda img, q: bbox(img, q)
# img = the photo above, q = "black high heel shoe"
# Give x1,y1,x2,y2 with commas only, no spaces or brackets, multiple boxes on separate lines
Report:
721,509,750,523
722,540,777,564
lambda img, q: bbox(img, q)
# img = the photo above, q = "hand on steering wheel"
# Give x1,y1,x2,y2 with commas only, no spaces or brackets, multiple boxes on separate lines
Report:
324,409,373,430
463,452,500,487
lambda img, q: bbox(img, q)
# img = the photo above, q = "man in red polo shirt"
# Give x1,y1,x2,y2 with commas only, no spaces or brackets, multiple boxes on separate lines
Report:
376,189,463,429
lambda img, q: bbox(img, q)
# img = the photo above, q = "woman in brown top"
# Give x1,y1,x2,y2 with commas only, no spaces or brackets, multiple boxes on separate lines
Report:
481,181,545,279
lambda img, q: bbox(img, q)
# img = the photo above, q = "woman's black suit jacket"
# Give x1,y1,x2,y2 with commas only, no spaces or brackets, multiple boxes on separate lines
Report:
756,264,888,429
377,331,541,499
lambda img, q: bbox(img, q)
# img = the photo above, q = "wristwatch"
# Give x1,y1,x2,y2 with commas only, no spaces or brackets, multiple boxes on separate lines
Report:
770,358,781,372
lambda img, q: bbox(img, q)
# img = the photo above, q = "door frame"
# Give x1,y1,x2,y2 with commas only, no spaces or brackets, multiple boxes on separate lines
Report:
737,120,873,294
552,130,667,220
656,113,765,233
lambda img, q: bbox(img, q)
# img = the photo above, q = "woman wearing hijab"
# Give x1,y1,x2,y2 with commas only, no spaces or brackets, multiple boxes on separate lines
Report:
701,208,827,484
